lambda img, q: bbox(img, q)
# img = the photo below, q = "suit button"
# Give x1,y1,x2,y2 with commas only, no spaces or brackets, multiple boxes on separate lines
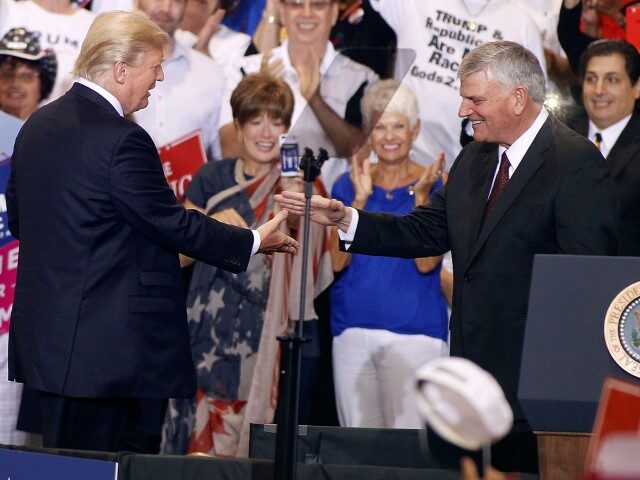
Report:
464,274,471,282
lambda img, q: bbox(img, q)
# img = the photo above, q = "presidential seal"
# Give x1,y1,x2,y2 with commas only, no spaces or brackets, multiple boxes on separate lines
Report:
604,282,640,378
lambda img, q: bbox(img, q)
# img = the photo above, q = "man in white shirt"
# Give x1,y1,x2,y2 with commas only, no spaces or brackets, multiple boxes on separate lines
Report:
219,0,378,191
132,0,227,160
173,0,256,77
277,40,617,473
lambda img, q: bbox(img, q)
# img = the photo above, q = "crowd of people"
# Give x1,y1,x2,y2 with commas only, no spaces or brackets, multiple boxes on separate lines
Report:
0,0,638,476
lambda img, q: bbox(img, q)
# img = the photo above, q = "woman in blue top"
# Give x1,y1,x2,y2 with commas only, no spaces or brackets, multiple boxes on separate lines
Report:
330,79,449,428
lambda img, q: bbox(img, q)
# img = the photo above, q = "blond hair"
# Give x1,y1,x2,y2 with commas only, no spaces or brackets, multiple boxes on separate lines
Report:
360,79,419,131
73,11,171,83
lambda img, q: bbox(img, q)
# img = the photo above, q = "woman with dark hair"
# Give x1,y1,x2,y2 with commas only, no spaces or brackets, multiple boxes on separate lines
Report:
162,72,333,457
0,27,57,119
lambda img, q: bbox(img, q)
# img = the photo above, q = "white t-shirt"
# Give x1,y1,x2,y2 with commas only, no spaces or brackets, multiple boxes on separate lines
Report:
369,0,546,170
133,42,226,159
174,24,252,79
220,40,378,190
90,0,134,13
514,0,564,54
0,0,95,102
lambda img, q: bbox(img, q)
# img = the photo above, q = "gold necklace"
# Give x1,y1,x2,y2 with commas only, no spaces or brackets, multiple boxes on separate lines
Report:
460,0,491,32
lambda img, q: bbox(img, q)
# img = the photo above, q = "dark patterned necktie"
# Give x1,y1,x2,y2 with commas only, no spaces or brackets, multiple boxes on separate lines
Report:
482,152,511,224
594,132,602,150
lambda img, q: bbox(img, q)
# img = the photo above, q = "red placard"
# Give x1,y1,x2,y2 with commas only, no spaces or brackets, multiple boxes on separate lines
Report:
584,377,640,478
158,130,207,202
0,241,18,336
627,6,640,51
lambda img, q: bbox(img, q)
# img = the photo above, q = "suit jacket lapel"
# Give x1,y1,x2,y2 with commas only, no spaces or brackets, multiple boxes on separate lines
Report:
69,82,121,116
574,115,588,137
471,116,554,260
466,145,498,259
607,112,640,178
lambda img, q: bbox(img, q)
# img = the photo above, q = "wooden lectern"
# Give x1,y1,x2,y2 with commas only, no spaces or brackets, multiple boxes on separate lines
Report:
519,255,640,480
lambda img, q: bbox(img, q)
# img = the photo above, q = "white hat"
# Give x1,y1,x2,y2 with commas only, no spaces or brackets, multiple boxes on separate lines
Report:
415,357,513,450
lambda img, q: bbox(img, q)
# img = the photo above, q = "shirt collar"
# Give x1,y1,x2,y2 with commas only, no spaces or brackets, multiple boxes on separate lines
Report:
166,39,188,64
75,77,124,116
587,114,631,156
499,108,549,172
280,39,336,76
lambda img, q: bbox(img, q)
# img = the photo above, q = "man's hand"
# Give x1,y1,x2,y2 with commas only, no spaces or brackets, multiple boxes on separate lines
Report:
256,210,299,254
194,8,226,56
274,191,352,231
293,50,321,101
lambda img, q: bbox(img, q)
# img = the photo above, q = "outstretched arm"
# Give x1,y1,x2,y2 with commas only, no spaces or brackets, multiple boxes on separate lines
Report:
275,191,353,231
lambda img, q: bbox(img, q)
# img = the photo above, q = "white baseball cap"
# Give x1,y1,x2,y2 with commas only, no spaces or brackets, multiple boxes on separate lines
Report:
415,357,513,450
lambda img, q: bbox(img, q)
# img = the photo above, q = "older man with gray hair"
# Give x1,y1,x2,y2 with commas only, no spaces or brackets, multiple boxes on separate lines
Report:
276,40,617,472
6,11,297,452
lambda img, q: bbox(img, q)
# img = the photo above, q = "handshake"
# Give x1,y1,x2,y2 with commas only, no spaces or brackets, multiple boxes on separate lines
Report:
257,191,352,255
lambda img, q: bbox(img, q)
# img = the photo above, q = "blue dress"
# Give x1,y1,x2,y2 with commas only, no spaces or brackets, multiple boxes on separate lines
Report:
330,172,448,341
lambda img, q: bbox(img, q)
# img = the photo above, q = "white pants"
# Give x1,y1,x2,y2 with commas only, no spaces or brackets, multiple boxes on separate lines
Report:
0,333,27,445
333,327,448,429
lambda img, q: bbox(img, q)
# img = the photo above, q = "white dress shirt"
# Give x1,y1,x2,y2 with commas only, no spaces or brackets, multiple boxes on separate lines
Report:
587,114,631,159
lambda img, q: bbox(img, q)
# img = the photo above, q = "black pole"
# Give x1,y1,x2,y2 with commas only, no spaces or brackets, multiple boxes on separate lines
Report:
273,148,327,480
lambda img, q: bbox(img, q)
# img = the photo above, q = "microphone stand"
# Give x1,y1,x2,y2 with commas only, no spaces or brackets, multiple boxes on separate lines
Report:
273,147,328,480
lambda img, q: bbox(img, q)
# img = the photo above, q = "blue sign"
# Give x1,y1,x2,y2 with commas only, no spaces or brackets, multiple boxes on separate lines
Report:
0,448,117,480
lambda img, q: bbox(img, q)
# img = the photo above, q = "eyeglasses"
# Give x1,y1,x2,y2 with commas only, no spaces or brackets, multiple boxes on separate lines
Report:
0,71,40,84
281,0,333,11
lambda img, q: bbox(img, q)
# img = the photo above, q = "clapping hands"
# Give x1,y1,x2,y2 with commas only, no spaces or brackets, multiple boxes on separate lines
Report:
413,152,445,206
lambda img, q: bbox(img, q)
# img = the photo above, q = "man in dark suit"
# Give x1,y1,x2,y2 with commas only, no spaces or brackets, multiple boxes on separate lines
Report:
5,11,298,452
277,41,618,472
566,39,640,256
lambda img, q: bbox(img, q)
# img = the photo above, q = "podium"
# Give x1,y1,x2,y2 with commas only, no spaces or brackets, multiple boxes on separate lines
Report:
519,255,640,480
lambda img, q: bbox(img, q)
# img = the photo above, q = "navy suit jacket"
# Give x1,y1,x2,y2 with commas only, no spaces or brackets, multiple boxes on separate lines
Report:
347,115,618,419
567,109,640,256
6,83,254,399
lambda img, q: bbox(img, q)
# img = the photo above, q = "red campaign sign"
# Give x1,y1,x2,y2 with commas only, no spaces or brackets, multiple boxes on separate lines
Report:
627,7,640,52
158,130,207,202
584,377,640,478
0,240,18,336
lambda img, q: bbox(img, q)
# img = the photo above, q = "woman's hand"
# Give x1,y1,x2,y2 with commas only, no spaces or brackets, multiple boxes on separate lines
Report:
413,152,445,206
349,156,372,207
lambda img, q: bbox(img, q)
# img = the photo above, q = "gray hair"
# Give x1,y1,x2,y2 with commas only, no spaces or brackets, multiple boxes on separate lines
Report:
458,41,546,103
360,79,419,130
73,11,171,83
